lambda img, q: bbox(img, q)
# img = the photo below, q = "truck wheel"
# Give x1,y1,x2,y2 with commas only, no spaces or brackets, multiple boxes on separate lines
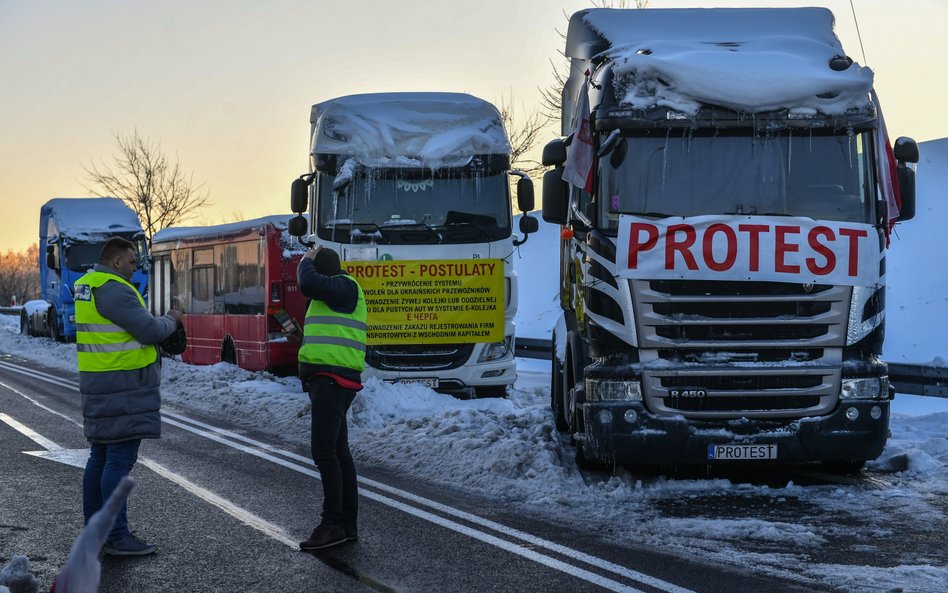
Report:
20,313,30,336
551,335,568,432
474,385,508,398
47,308,61,342
221,338,237,366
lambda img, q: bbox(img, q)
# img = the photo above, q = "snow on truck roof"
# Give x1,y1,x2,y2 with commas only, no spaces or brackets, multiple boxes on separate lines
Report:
42,197,143,241
577,7,873,116
309,92,511,168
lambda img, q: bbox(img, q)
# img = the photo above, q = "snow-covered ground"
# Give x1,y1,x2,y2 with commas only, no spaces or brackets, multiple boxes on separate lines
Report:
1,140,946,592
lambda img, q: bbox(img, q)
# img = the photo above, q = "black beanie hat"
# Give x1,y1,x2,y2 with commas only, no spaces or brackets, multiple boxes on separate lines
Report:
314,247,342,276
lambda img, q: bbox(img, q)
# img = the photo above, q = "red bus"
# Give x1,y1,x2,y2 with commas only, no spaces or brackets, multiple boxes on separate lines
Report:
149,215,308,373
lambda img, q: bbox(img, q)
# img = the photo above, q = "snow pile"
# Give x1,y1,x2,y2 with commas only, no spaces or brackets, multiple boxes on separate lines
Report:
310,93,511,168
885,138,948,367
583,7,873,115
0,556,38,593
42,197,143,242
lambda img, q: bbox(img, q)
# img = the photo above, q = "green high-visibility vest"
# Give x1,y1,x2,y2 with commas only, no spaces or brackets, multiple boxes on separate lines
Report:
74,270,158,372
298,275,367,373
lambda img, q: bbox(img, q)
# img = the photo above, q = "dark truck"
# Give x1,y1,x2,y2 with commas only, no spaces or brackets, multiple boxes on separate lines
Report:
541,7,919,471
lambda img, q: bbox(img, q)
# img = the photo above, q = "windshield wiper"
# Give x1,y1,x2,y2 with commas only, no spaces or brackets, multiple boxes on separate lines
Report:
381,222,443,243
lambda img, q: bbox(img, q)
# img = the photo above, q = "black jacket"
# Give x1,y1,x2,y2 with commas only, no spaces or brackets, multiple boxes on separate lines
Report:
296,257,362,387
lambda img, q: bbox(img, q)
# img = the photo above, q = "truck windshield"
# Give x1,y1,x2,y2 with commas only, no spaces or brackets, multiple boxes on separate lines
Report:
316,170,511,244
600,129,875,230
64,243,103,272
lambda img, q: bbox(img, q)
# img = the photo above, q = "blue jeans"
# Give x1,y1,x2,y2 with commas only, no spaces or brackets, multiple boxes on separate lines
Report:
307,377,358,532
83,439,141,540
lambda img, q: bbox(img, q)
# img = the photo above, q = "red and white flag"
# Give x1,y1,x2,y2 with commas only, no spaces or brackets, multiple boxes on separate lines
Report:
871,90,901,245
562,76,594,193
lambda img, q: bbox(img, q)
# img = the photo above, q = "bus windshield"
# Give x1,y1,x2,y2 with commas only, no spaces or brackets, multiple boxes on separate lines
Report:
316,169,511,244
599,129,876,230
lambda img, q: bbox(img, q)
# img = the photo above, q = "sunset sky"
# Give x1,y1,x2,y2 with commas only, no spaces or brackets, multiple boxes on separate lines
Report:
1,0,945,252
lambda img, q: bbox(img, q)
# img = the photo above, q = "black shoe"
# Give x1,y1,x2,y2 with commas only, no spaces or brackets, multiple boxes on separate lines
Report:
345,529,358,542
300,524,346,551
103,533,158,556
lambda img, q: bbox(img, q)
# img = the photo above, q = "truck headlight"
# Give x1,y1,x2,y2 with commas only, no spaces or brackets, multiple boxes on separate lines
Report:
585,378,642,402
840,377,887,400
478,337,513,363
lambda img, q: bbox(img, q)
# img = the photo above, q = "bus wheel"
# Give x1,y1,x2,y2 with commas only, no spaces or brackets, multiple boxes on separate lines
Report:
221,338,237,365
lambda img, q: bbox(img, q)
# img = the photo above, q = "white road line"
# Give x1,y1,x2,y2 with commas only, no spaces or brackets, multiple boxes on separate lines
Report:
162,414,697,593
0,409,298,549
1,360,697,593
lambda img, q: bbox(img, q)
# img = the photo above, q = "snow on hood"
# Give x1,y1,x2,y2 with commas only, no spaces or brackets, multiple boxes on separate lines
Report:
583,7,873,116
42,197,143,242
309,92,511,169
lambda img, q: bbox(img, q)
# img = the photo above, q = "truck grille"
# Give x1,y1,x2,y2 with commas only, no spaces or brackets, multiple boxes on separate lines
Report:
632,279,848,419
366,344,474,371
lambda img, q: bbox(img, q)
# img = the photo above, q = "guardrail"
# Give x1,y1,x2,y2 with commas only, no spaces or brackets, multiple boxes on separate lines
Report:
515,337,947,399
0,306,21,316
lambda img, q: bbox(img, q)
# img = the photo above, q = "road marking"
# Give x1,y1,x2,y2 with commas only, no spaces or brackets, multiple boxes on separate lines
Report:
0,360,697,593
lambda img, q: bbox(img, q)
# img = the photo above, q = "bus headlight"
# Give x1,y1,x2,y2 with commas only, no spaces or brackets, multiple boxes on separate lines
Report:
840,377,887,400
585,379,642,402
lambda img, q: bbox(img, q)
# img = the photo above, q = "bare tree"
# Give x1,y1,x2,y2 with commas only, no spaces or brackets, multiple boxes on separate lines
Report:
0,244,40,305
84,130,211,241
540,0,647,124
498,95,546,180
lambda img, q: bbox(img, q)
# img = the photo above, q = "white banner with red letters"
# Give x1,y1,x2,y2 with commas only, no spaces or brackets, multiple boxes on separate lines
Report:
616,215,881,287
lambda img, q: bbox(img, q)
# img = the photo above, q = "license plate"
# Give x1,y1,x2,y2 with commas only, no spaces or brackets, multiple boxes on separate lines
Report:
392,378,439,388
707,444,777,461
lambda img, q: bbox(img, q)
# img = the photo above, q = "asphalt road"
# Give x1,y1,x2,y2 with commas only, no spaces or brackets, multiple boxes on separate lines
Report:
0,352,825,593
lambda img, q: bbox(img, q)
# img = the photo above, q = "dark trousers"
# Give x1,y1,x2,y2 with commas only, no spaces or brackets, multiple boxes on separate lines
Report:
83,439,141,540
307,377,358,532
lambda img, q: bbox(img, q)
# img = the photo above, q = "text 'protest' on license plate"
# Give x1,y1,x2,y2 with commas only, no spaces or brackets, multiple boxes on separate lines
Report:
393,378,439,388
707,444,778,461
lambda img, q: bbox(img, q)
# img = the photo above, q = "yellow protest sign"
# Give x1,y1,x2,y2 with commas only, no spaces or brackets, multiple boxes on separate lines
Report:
343,259,505,345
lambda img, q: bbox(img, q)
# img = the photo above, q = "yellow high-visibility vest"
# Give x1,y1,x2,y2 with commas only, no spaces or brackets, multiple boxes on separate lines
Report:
298,275,367,373
74,271,157,372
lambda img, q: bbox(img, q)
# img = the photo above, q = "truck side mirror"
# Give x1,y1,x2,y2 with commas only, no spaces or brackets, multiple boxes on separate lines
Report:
519,215,539,235
541,139,567,167
893,137,918,222
45,244,58,271
288,215,308,237
893,137,919,163
896,165,916,221
516,177,535,213
291,178,309,214
542,168,569,225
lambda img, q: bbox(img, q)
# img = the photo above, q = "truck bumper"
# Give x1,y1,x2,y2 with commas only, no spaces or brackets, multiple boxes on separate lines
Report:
580,400,890,466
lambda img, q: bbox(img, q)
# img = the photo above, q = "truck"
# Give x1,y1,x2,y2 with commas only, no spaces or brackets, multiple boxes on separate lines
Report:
288,92,538,397
541,7,919,471
24,197,148,341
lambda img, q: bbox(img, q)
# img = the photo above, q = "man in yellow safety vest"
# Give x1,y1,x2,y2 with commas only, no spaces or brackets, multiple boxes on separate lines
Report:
74,237,183,556
296,246,366,551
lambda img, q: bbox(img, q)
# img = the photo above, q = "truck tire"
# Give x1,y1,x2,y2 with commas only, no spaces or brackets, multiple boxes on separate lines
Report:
47,307,61,342
551,333,569,432
20,313,30,336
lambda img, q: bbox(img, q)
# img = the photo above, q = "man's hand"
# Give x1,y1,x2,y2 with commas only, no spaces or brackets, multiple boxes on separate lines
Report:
166,309,184,326
304,247,321,261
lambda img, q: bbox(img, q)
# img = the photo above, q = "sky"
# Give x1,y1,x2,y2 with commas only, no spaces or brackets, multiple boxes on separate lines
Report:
0,137,945,592
1,0,947,253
